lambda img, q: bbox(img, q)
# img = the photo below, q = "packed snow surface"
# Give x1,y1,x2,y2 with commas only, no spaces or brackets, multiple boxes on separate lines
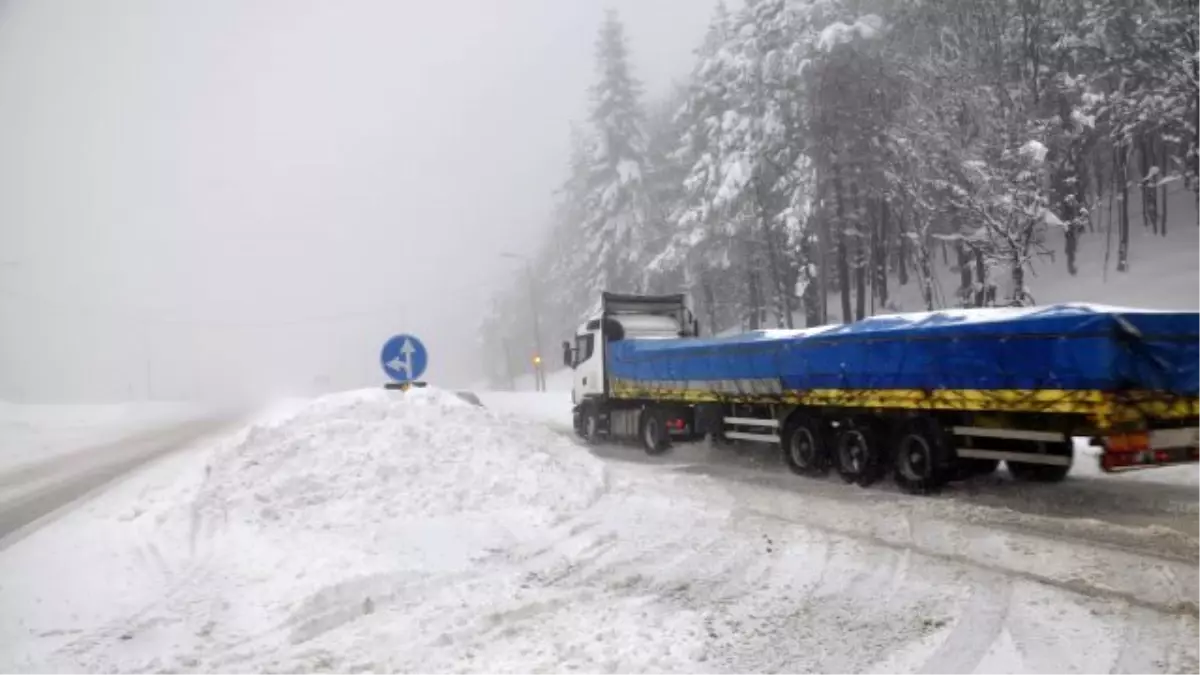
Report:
0,387,1195,673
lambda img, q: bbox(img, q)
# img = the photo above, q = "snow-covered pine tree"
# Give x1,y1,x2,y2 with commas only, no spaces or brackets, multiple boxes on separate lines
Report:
805,6,897,322
641,87,691,295
489,0,1197,351
885,0,999,309
652,1,741,332
581,9,650,295
538,124,599,338
680,0,815,329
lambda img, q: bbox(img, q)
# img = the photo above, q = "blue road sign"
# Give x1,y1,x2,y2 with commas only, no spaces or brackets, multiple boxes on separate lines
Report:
380,334,428,382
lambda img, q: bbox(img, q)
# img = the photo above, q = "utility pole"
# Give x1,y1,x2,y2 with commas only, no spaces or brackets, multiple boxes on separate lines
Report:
524,262,546,392
502,252,545,392
502,338,517,391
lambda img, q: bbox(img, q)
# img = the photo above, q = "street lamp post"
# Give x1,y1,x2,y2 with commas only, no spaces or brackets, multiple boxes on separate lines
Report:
501,252,545,392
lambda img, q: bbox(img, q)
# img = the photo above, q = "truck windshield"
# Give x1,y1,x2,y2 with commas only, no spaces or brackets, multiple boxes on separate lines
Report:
574,334,595,366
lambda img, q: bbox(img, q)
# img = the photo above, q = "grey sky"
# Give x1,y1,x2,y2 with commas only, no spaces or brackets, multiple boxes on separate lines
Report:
0,0,713,402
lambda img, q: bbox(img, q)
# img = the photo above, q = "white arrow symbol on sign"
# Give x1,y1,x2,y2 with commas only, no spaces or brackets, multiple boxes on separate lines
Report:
386,339,416,378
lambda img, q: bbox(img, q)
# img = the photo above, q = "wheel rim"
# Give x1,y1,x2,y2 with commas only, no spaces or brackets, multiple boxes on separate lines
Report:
586,414,597,439
840,430,866,474
897,434,932,482
790,427,816,468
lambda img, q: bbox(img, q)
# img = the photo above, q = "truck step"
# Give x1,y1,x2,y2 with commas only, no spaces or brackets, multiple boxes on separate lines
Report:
723,417,779,428
724,431,780,444
955,448,1071,466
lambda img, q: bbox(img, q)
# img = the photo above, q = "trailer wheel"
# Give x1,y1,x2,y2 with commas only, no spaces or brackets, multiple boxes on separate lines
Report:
835,422,885,487
781,414,828,477
892,420,949,494
640,409,672,456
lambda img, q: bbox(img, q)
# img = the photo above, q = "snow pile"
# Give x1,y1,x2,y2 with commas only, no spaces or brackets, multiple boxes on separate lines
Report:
0,388,612,672
194,388,605,536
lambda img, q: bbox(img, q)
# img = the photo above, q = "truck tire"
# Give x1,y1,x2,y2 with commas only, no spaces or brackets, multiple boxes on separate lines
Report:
573,409,585,438
781,414,829,477
639,409,672,456
580,406,602,445
834,421,886,487
892,419,950,494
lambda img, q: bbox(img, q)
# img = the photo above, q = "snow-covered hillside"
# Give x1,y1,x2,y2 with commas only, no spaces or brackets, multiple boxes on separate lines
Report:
1,387,1194,672
482,0,1199,371
864,195,1199,319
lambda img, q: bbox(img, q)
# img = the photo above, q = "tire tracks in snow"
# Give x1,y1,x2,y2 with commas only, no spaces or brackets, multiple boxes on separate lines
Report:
559,437,1197,670
581,435,1199,617
575,437,1197,670
165,463,630,670
732,489,1197,617
1110,601,1200,674
44,433,246,672
917,573,1013,674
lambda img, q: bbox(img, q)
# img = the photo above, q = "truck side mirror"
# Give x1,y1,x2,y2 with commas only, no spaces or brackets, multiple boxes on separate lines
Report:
561,341,573,369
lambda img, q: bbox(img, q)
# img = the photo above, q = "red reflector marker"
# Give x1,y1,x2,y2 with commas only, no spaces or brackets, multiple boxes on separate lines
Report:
1102,452,1135,470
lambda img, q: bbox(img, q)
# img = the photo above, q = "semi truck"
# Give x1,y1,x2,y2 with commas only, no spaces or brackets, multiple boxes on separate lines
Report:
563,292,1199,494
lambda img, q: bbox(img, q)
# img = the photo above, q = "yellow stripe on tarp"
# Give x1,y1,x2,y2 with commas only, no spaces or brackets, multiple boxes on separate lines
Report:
785,388,1104,414
610,381,723,404
608,380,1200,425
1104,392,1200,423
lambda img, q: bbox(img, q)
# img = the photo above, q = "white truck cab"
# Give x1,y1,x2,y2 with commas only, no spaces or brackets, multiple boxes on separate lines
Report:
566,316,604,402
562,293,699,424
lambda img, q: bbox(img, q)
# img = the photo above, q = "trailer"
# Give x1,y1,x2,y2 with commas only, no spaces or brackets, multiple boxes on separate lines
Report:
564,292,1199,494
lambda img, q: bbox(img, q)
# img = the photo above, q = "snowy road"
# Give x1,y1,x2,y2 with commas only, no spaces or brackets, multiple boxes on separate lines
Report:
483,389,1199,558
0,417,232,544
586,440,1199,564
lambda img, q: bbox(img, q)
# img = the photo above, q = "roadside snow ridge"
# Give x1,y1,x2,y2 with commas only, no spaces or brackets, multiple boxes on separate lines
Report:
194,388,605,533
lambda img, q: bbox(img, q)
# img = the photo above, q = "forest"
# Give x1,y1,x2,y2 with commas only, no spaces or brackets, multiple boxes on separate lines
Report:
480,0,1198,385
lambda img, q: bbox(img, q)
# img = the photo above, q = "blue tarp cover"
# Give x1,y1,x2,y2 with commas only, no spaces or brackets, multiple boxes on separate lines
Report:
606,304,1199,395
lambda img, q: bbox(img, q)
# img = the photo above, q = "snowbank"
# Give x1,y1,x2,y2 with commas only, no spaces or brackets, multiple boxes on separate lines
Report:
0,387,610,672
194,388,604,536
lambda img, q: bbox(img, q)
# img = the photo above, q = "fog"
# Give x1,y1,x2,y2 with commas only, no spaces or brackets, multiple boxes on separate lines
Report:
0,0,711,403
